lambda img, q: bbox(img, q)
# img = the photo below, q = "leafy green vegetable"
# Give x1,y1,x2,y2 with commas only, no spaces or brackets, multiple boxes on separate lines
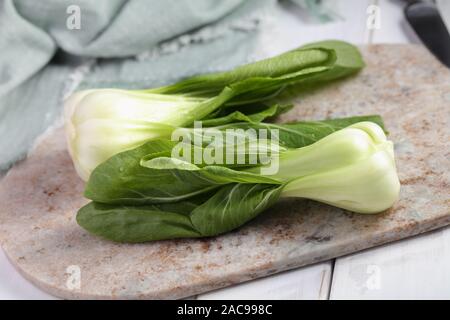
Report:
84,115,383,205
200,103,293,127
189,183,283,237
67,40,386,243
148,40,364,98
77,120,400,243
77,202,202,242
65,40,364,180
78,183,284,242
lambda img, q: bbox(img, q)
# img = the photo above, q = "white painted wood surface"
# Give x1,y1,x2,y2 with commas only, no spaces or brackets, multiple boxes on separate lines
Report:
1,0,448,299
198,263,332,300
371,0,418,44
330,228,450,300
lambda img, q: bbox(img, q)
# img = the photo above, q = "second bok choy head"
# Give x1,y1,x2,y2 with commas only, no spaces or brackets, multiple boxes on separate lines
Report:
64,40,365,180
76,119,401,242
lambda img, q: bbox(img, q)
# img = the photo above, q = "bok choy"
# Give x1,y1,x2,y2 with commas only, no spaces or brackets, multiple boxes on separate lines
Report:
64,40,401,243
64,40,364,180
76,118,400,243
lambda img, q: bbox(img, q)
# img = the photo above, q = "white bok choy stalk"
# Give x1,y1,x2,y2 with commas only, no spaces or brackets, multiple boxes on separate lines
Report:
64,89,206,180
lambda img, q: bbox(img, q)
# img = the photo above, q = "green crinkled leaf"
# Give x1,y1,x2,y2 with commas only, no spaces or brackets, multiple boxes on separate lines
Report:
190,183,283,236
230,114,385,148
300,40,365,80
77,183,283,242
178,65,332,123
148,48,333,96
201,103,293,127
85,142,282,205
84,139,220,205
77,202,202,243
141,157,281,184
144,41,364,124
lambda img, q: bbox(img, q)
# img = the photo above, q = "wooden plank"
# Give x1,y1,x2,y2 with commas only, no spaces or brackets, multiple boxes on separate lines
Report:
371,0,420,44
270,0,372,50
330,227,450,299
198,262,332,300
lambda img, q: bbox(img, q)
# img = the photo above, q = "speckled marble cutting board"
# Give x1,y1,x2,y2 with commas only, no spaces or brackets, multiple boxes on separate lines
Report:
0,44,449,299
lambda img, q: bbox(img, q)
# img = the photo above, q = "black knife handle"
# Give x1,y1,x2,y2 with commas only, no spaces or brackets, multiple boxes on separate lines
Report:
405,1,450,67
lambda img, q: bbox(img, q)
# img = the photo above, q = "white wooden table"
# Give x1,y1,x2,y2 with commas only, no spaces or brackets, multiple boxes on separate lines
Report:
1,0,449,300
